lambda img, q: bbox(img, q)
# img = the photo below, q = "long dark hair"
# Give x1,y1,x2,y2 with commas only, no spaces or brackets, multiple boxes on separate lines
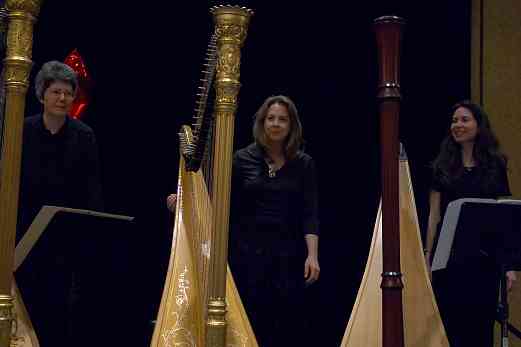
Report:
432,100,507,190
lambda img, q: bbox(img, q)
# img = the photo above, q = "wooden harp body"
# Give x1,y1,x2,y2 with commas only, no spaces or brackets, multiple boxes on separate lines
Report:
341,152,448,347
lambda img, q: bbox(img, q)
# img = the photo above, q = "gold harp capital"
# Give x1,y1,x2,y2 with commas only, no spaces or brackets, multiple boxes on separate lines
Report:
211,5,253,46
3,0,43,91
5,0,42,17
212,6,252,97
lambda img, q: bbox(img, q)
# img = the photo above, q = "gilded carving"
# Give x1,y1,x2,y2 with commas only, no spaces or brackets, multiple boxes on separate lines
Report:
216,45,240,79
0,295,14,346
211,6,253,47
6,0,42,17
9,316,22,347
6,19,33,58
9,303,28,347
215,24,246,44
161,266,196,347
3,60,31,87
0,296,12,312
215,85,239,106
227,328,248,347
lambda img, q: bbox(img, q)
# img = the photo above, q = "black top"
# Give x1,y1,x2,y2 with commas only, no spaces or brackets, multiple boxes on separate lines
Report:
231,143,319,237
432,163,513,267
17,114,103,241
432,164,511,221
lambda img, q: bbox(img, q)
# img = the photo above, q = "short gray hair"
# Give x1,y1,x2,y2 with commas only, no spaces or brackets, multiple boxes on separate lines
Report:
34,61,78,101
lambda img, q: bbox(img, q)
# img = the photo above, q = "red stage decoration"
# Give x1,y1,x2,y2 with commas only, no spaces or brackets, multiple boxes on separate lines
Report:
64,49,91,119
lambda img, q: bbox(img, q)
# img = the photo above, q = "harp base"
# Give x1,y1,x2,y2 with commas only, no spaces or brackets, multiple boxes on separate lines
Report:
0,294,14,347
206,298,227,347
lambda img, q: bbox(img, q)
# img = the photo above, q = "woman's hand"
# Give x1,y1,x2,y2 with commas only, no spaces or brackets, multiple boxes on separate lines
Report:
304,255,320,285
166,193,177,212
506,271,517,291
304,234,320,285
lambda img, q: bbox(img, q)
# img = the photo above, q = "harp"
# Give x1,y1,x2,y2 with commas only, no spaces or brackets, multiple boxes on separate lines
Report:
341,17,449,347
0,1,43,346
150,6,258,347
341,148,449,346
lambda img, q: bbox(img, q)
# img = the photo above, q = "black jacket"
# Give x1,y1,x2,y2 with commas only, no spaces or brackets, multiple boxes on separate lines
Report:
17,114,103,240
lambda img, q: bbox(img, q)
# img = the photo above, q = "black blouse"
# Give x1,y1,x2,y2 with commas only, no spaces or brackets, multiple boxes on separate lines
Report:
231,143,319,237
432,163,514,268
432,164,511,221
17,114,103,241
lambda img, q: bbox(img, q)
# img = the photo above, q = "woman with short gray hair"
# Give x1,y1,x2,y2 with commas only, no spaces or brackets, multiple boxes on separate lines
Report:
34,60,78,102
17,60,103,346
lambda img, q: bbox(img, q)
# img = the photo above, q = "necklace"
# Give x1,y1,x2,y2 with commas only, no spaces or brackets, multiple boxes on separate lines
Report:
268,165,276,178
265,158,279,178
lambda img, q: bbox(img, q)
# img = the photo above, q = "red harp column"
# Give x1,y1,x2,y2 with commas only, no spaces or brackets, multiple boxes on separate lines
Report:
374,16,405,347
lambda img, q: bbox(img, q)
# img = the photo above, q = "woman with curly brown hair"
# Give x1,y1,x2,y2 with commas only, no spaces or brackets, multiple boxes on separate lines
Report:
424,100,516,346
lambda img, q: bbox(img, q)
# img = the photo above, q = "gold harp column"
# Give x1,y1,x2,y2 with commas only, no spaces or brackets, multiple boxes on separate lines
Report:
0,1,42,346
206,6,252,347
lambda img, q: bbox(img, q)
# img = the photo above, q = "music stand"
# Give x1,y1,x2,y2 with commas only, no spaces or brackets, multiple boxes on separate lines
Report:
14,206,134,347
432,198,521,347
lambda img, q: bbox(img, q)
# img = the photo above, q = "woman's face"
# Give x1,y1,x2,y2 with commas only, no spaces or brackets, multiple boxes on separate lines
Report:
264,103,291,145
451,106,478,144
41,80,75,118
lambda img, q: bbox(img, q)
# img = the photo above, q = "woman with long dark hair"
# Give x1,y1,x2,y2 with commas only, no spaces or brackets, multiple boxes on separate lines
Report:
424,100,516,346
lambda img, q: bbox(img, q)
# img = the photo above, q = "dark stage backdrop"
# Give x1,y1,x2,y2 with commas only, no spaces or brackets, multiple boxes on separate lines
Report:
23,0,470,346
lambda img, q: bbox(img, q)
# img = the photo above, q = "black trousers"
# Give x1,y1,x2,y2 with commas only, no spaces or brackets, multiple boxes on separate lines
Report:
433,258,500,347
230,223,308,347
16,252,77,347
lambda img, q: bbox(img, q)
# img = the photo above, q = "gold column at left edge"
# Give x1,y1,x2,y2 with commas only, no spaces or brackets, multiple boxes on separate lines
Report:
0,1,42,346
206,6,252,347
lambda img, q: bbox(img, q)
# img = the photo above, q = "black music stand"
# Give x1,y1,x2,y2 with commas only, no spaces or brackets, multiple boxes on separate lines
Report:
15,206,136,347
432,198,521,347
